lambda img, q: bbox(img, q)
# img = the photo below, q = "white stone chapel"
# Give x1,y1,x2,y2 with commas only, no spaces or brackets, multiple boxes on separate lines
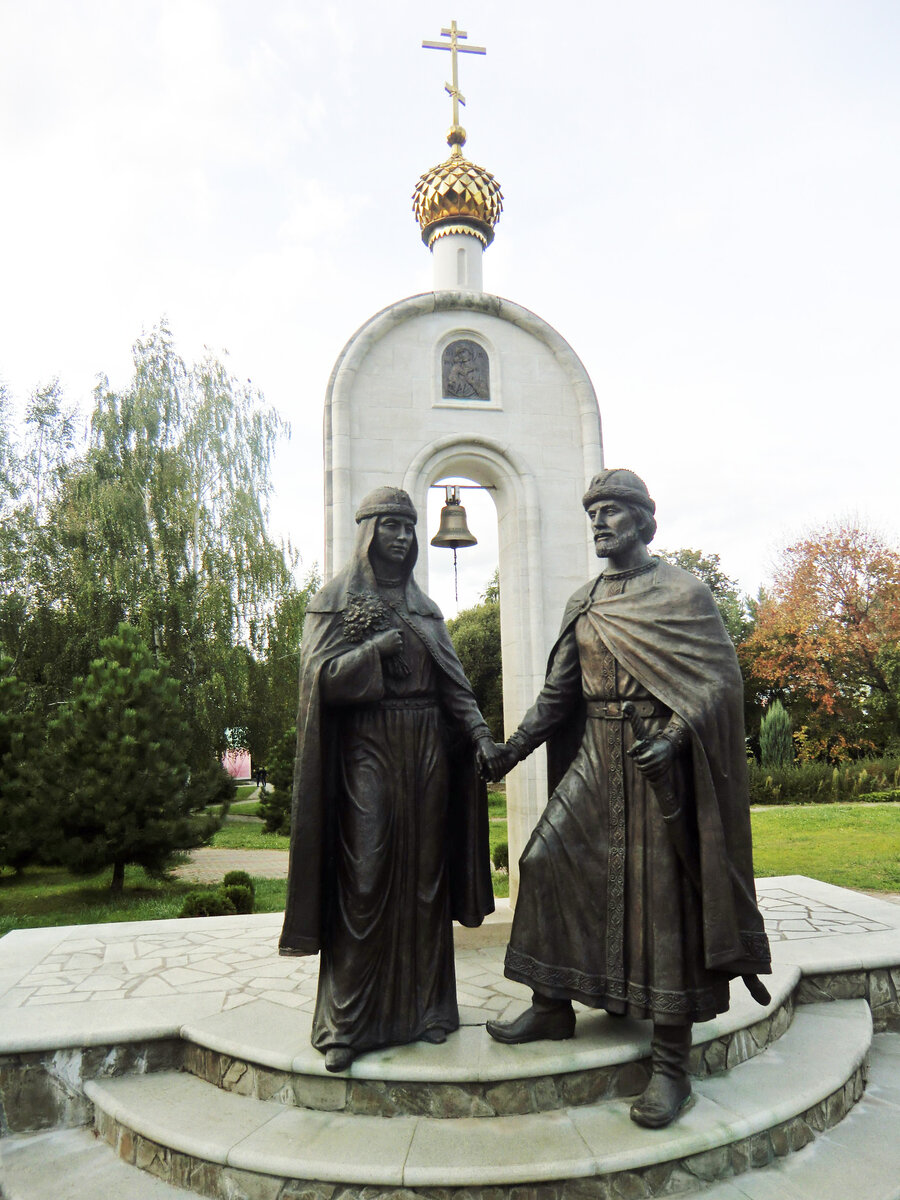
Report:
323,23,604,891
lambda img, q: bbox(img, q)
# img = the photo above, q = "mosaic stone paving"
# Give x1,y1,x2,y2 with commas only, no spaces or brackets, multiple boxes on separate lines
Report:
1,884,895,1017
1,925,529,1024
759,887,893,941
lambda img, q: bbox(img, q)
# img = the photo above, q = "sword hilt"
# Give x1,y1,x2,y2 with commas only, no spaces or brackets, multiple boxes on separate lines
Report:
622,700,651,747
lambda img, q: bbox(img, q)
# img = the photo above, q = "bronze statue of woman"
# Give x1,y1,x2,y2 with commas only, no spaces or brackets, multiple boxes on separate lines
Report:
279,487,500,1071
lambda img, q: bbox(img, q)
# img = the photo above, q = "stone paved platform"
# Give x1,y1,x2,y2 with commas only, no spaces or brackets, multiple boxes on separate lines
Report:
1,876,899,1057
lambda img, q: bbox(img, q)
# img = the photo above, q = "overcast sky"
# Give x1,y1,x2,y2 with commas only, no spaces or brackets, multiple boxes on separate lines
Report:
1,1,898,616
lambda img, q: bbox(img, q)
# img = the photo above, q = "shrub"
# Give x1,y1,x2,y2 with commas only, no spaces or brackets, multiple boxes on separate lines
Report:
222,884,254,914
760,700,793,769
222,870,255,899
748,756,900,805
492,841,509,872
179,890,238,918
267,726,296,796
259,788,290,835
259,726,295,834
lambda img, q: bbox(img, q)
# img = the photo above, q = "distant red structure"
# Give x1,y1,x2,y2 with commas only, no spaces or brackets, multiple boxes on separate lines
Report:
222,749,251,780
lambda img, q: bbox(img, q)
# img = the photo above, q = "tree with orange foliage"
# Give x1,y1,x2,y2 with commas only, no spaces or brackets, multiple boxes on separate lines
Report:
740,522,900,760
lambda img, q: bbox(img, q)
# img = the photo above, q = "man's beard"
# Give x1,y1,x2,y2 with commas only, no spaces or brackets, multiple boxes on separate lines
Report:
594,526,641,558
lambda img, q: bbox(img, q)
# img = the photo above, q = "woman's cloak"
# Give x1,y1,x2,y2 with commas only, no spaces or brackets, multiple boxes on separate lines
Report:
279,529,494,957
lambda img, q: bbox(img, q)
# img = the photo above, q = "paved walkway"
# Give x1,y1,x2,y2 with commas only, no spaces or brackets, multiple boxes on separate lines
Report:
172,847,289,883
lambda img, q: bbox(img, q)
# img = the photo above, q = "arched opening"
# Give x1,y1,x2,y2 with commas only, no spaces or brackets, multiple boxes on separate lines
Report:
403,437,550,904
427,475,508,892
426,475,498,617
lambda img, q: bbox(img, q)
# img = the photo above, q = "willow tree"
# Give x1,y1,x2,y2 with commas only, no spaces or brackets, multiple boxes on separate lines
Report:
0,380,81,699
46,322,295,762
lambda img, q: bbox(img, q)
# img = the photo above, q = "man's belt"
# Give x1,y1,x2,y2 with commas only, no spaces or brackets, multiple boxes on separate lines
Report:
586,699,668,720
377,697,439,710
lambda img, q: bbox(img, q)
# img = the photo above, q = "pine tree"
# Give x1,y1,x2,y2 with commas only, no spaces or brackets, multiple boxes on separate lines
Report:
759,699,794,769
0,657,47,872
42,624,223,892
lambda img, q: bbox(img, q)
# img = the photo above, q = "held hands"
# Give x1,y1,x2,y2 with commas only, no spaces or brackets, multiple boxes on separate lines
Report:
475,739,518,783
627,735,675,783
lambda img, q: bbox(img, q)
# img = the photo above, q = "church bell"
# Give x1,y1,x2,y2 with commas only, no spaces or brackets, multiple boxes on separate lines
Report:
430,486,477,550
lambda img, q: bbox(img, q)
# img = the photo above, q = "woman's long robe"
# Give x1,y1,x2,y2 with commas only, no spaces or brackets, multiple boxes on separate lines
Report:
312,583,489,1051
279,532,494,1057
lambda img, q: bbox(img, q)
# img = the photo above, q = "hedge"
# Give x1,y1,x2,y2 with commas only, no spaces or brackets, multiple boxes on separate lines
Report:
748,757,900,805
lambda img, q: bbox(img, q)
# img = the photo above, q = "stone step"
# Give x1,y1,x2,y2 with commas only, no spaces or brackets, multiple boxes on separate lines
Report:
179,963,799,1117
8,1025,894,1200
84,1000,871,1198
0,1126,197,1199
665,1030,900,1200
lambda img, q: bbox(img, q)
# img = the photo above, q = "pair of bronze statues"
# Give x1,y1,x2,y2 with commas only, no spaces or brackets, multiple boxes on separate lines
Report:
279,471,771,1129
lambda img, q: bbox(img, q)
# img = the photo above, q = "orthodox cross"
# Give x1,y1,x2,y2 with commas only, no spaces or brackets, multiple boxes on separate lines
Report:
422,20,486,128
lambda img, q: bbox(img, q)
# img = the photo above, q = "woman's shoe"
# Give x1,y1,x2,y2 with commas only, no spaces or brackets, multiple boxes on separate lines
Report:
420,1027,448,1044
324,1045,355,1073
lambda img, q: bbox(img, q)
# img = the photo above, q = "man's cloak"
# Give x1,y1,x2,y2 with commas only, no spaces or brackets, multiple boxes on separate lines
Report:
544,560,770,978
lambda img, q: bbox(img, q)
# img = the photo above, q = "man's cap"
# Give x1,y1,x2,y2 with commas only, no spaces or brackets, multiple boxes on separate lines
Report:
582,469,655,514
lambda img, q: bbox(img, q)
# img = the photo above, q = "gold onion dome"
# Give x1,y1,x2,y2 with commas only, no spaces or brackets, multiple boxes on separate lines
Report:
412,126,503,248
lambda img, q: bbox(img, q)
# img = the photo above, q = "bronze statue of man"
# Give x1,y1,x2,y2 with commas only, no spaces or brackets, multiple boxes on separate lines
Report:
485,469,771,1129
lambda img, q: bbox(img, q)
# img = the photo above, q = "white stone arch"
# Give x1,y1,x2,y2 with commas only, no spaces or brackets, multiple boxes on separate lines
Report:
323,289,604,895
324,291,603,581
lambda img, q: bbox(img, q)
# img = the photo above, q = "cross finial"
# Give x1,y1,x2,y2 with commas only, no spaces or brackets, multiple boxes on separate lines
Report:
422,19,486,144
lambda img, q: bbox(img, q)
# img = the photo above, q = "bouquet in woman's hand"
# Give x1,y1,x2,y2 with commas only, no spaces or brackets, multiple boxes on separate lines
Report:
343,592,410,678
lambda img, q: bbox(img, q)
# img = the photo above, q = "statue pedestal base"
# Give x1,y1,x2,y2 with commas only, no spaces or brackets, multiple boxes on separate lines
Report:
2,878,900,1199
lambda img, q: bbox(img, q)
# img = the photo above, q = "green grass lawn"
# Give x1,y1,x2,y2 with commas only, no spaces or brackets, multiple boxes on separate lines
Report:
3,800,899,935
0,863,288,938
229,799,264,818
487,786,506,818
209,821,290,851
750,802,900,892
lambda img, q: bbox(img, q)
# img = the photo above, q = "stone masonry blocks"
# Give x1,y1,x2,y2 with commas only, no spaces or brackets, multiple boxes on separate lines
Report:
89,1061,867,1200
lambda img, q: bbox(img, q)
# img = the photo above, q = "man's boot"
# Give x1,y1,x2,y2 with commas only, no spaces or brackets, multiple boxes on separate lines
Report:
629,1023,692,1128
486,991,575,1044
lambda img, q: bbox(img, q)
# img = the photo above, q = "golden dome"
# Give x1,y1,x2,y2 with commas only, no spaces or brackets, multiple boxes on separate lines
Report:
412,128,503,248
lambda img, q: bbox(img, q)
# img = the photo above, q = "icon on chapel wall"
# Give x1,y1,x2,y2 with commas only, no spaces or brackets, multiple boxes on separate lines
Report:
442,339,490,400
